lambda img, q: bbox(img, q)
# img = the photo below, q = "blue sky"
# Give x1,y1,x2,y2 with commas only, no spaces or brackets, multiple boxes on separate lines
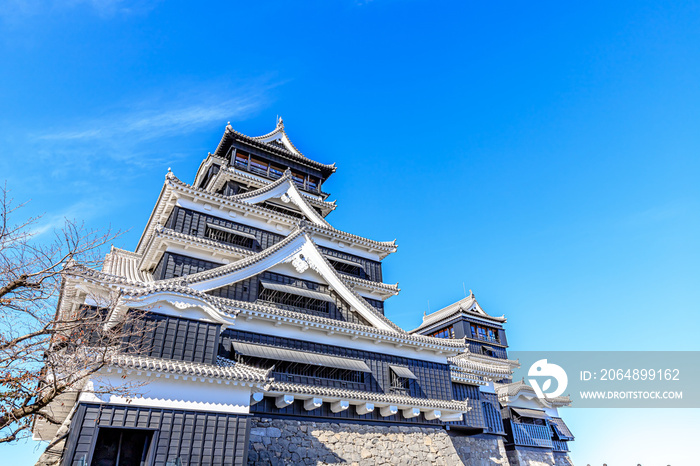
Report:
1,1,699,464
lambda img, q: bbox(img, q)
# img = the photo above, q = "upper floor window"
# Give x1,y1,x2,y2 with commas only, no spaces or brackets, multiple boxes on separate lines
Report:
327,256,366,278
291,171,306,188
470,323,500,343
205,223,256,249
234,151,249,169
262,201,305,219
308,176,319,191
389,365,417,395
230,148,321,193
90,428,153,466
250,158,269,176
269,164,284,179
232,342,368,385
430,326,455,339
257,278,333,314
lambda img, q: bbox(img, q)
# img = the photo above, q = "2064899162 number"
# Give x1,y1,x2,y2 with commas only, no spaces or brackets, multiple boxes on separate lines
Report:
600,368,680,381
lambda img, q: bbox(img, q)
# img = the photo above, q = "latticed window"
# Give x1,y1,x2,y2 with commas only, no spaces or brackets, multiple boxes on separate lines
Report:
238,355,365,384
257,278,332,314
231,342,368,385
327,257,365,278
430,325,455,339
259,288,328,313
390,371,410,394
204,224,256,249
261,201,305,219
388,365,416,395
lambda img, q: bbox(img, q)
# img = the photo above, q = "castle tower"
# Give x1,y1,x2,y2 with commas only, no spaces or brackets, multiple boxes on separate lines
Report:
34,120,574,465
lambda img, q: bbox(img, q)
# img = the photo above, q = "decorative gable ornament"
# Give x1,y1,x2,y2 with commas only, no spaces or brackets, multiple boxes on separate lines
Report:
290,253,309,273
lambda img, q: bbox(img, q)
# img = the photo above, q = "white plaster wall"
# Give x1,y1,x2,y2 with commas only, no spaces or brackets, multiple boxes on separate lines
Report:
80,371,254,414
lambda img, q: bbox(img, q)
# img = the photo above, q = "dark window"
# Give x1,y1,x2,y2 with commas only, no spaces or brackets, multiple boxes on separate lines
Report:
204,224,255,249
470,323,500,343
236,354,364,384
261,201,305,219
519,416,547,426
430,326,455,339
90,428,152,466
390,370,411,394
258,285,329,314
328,258,365,278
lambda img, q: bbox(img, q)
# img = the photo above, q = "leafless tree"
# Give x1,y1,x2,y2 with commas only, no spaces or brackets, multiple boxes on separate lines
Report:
0,185,150,445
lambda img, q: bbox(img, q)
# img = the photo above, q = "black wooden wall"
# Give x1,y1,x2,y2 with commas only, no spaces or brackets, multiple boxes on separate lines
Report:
364,297,385,315
122,311,221,365
153,252,223,281
228,140,325,183
481,392,505,434
220,329,454,420
451,382,486,429
450,383,506,433
466,341,508,360
63,403,250,466
163,207,385,282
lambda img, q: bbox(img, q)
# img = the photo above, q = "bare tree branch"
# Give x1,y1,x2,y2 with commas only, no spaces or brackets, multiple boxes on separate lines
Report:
0,184,152,444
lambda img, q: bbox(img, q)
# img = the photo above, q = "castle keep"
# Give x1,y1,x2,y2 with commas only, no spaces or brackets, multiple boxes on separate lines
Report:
34,119,574,465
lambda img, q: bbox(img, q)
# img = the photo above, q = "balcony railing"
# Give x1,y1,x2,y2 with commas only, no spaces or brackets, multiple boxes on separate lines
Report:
471,333,500,344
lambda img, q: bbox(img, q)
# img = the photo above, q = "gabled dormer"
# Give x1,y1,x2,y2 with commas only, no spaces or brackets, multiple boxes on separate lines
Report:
194,118,336,198
410,291,509,359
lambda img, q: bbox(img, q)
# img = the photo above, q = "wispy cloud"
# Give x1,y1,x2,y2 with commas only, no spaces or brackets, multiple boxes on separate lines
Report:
0,0,156,21
1,80,279,241
31,198,107,237
40,97,260,144
33,86,270,171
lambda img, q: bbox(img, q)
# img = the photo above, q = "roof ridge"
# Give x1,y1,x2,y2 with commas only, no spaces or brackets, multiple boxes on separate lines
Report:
166,174,396,251
341,275,400,294
224,124,336,172
157,227,306,287
109,353,271,384
226,296,467,349
304,236,403,332
230,172,331,228
267,381,470,412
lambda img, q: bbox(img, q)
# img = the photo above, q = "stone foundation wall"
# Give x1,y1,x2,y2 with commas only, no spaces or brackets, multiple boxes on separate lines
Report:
505,447,575,466
554,452,575,466
247,417,509,465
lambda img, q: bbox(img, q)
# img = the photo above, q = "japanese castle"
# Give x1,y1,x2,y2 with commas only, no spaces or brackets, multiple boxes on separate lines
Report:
34,119,575,465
